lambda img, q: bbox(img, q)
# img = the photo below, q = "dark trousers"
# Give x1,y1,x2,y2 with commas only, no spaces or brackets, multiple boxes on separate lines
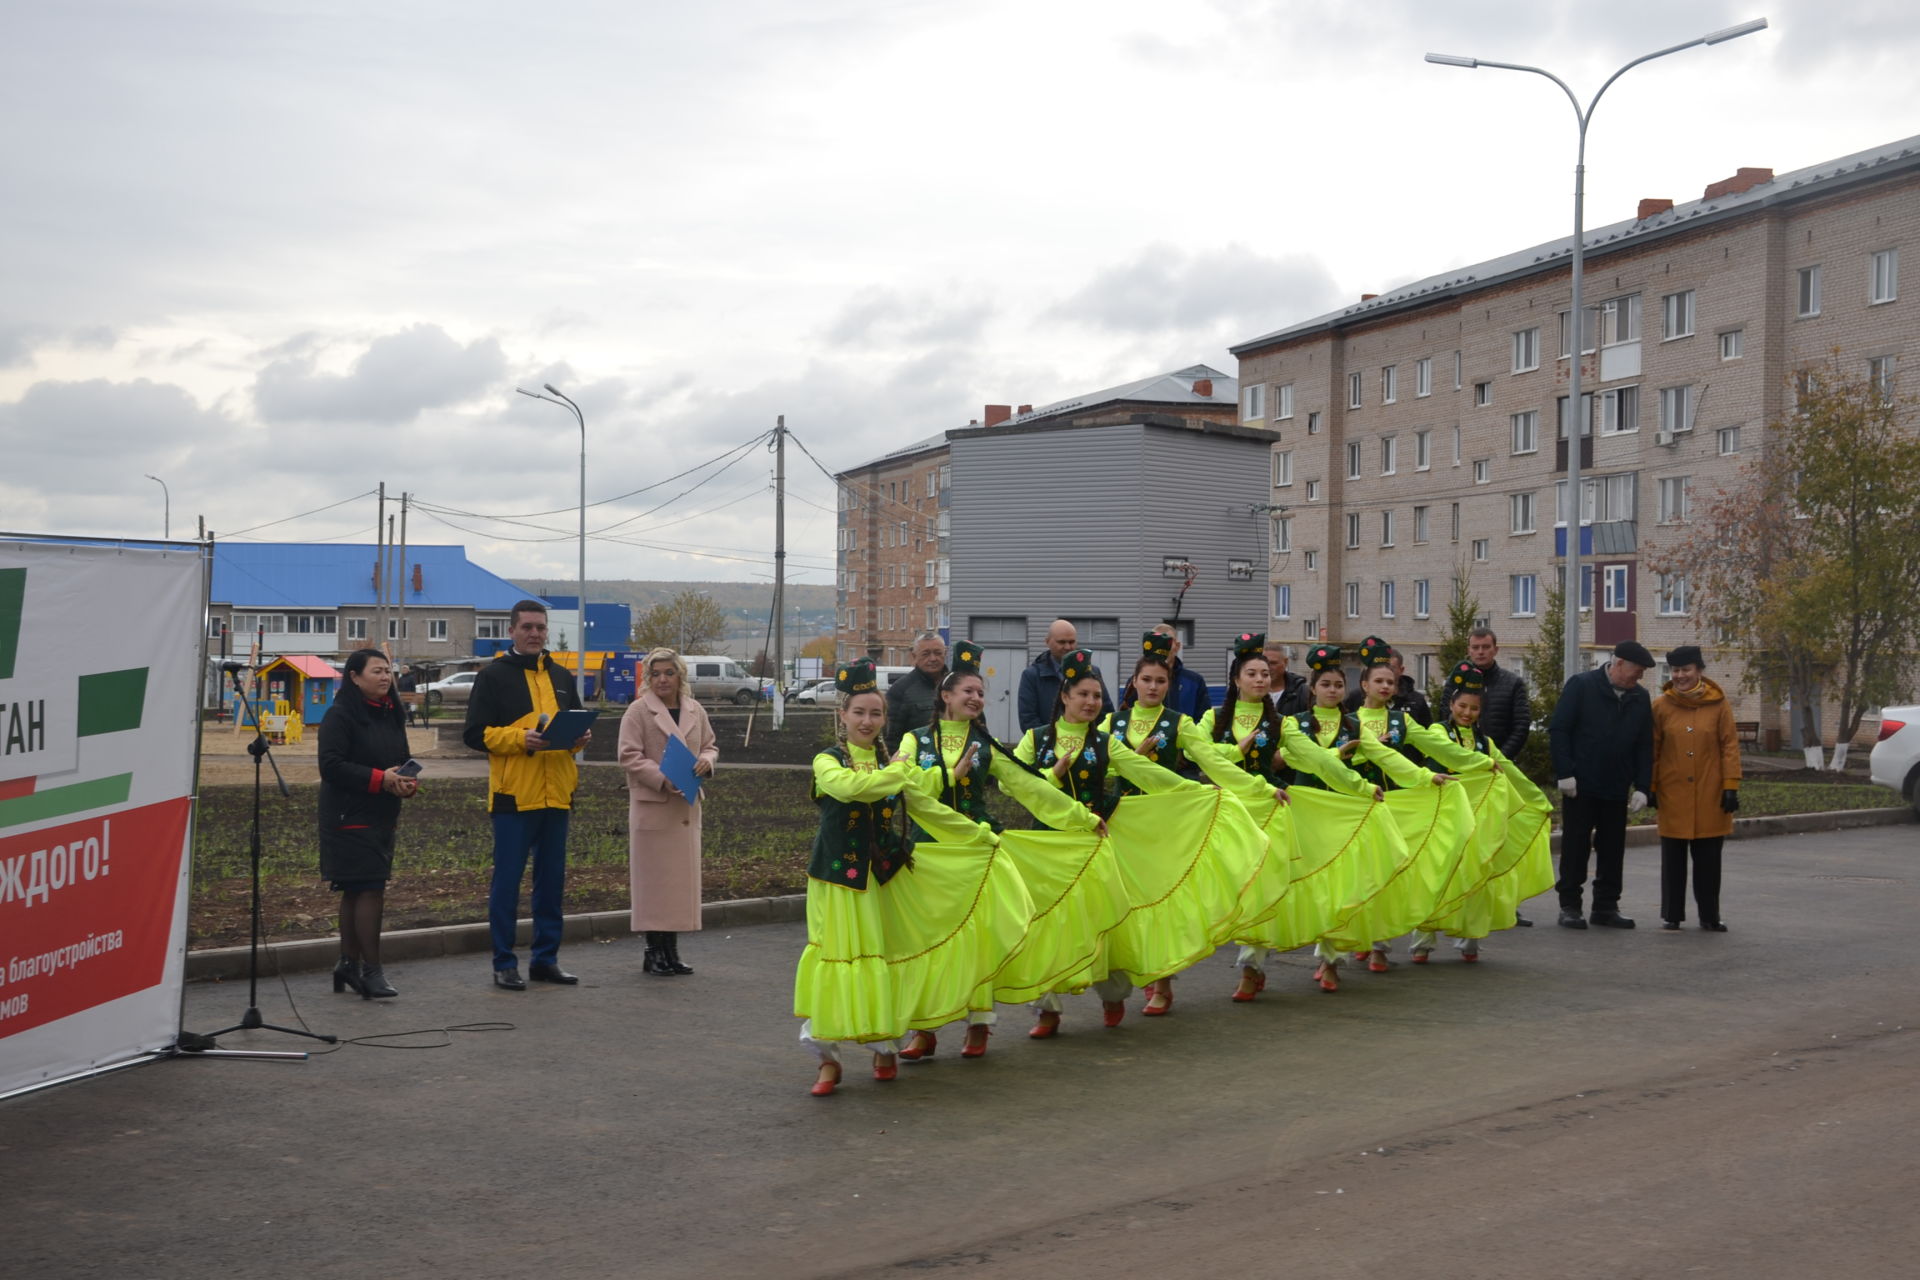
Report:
1660,836,1724,924
489,808,571,970
1556,793,1628,913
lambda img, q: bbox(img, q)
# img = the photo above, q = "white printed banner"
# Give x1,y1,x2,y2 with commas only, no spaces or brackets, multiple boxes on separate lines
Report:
0,541,203,1097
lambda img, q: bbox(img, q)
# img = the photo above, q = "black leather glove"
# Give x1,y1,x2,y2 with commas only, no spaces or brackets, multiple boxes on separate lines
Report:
1721,789,1739,813
1645,790,1657,810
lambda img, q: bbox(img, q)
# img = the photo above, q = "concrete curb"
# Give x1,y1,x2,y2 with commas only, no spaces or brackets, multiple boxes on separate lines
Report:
185,804,1913,982
186,894,807,983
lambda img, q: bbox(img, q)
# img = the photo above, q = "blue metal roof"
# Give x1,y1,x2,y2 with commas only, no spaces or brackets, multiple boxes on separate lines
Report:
212,542,531,610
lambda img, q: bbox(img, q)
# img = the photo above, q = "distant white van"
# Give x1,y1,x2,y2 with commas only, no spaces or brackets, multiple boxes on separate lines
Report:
874,666,914,693
680,655,761,706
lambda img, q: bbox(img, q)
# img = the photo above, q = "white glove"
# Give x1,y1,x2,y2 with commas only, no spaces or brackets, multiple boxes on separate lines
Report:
1556,778,1578,797
1627,789,1648,814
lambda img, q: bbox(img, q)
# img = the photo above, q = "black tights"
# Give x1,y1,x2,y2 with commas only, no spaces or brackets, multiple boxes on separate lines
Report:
339,889,385,967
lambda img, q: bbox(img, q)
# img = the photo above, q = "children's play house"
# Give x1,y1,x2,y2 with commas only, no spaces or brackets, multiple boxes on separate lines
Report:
244,655,342,737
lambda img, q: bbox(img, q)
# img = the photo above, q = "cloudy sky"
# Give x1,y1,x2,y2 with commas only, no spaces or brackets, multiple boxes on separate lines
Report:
4,0,1913,588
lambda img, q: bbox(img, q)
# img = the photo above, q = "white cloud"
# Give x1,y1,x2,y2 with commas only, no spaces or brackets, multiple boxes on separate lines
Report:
253,325,506,425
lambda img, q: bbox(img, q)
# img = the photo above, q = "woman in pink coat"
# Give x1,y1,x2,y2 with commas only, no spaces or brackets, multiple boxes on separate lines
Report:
619,648,718,976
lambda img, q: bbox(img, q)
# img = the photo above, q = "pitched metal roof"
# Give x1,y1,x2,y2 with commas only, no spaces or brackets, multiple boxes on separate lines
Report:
1231,133,1920,355
840,364,1239,474
212,542,532,610
1003,363,1237,426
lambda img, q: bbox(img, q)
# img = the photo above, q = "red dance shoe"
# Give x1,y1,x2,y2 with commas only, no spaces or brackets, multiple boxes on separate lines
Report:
872,1055,898,1082
1314,963,1340,993
1029,1010,1061,1039
1351,951,1369,963
1461,951,1480,963
810,1063,841,1097
1232,967,1265,1002
1143,983,1173,1016
1368,950,1390,974
1102,1000,1126,1028
1411,951,1430,965
961,1024,991,1057
898,1030,936,1061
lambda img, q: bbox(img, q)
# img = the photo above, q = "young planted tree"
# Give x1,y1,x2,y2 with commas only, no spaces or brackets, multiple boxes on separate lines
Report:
1516,578,1567,789
1646,357,1920,766
1427,564,1482,708
632,589,729,654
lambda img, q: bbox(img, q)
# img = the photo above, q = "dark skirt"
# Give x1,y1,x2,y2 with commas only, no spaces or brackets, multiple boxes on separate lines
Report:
319,822,398,884
329,877,388,893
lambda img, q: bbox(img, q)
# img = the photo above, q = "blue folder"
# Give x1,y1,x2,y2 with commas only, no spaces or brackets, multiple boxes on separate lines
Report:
660,734,703,805
537,708,600,751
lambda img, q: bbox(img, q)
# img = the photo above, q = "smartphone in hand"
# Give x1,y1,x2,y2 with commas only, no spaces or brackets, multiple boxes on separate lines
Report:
394,759,425,778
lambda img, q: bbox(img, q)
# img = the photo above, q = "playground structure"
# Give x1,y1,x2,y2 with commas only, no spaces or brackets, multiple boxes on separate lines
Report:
233,654,341,742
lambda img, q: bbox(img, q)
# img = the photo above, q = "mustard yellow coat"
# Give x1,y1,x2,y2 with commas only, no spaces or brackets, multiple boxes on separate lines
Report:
1651,677,1742,840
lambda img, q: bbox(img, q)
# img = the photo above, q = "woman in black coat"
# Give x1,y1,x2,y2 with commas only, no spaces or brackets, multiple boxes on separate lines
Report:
318,649,419,997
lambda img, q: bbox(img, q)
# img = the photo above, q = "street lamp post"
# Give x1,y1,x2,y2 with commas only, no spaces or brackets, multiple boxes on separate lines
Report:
1426,18,1767,683
515,384,588,698
144,474,170,540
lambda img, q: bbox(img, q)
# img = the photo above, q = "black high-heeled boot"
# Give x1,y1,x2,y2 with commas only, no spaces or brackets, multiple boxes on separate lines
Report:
359,964,398,998
642,931,674,976
661,932,694,976
332,956,367,995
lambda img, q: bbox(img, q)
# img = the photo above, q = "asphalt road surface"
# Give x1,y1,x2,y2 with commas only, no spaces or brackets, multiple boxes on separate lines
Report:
4,823,1916,1279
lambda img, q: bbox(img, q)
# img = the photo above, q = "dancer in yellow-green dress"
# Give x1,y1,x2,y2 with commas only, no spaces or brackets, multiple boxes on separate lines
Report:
1410,661,1555,959
1013,647,1262,1037
1099,630,1277,1017
1194,634,1390,1002
895,641,1105,1061
795,659,1034,1097
1325,638,1489,977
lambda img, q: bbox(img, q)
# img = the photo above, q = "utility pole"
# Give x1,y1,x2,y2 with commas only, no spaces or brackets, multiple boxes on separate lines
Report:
385,513,397,662
375,483,387,657
396,492,409,668
772,415,787,729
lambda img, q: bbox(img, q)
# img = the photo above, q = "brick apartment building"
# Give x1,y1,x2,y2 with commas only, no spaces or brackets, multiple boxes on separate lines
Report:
1230,134,1919,745
834,365,1240,667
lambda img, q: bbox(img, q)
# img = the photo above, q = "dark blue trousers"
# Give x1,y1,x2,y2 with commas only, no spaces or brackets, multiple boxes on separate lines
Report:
489,808,570,970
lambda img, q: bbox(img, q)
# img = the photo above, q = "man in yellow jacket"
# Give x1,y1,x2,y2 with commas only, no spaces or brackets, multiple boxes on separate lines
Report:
463,599,591,989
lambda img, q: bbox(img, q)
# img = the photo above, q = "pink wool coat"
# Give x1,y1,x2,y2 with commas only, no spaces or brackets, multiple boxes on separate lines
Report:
619,690,718,932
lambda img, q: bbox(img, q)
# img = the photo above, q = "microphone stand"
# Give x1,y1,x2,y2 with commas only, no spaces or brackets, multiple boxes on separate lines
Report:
178,666,335,1058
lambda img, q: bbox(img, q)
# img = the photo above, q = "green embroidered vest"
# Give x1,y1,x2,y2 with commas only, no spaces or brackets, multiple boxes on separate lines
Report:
1291,708,1357,791
1032,721,1111,818
808,746,911,891
1215,700,1284,784
909,723,1002,832
1108,704,1186,800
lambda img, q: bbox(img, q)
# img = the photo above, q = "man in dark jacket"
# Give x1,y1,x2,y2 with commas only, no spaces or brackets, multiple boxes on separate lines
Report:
1017,619,1113,732
1548,640,1655,930
1265,640,1311,718
463,599,590,989
1445,628,1530,758
886,632,946,746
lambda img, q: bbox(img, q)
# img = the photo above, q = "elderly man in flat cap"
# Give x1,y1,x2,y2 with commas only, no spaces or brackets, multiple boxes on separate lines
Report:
1547,640,1656,929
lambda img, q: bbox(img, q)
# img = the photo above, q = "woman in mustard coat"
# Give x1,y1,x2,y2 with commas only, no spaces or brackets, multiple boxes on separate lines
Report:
1651,645,1741,931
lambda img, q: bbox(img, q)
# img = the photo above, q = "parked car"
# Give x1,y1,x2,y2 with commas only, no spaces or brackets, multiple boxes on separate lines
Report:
421,670,479,706
681,655,762,705
1868,705,1920,816
791,678,835,704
